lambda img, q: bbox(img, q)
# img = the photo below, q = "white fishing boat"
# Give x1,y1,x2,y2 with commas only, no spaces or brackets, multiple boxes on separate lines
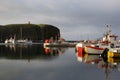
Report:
76,42,86,53
84,44,104,54
107,44,120,58
84,25,118,54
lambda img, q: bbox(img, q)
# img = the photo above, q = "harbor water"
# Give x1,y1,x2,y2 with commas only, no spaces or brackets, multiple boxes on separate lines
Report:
0,44,120,80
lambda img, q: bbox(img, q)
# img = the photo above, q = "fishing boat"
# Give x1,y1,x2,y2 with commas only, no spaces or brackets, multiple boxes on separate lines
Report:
84,44,104,54
76,42,86,54
100,43,120,58
84,25,118,54
107,44,120,58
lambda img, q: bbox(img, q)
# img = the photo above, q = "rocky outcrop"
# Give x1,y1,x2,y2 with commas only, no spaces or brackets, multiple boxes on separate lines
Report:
0,24,60,42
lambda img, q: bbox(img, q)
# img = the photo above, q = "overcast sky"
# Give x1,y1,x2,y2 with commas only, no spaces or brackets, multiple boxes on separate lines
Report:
0,0,120,40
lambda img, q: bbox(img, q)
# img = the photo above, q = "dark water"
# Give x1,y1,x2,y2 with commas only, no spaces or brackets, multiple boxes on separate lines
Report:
0,44,120,80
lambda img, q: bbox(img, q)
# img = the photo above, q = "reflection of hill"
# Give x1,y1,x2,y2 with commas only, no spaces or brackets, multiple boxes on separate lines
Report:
0,45,66,60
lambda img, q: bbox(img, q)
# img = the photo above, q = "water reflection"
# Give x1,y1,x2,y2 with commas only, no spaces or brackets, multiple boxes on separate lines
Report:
76,51,120,80
98,57,120,80
0,44,67,61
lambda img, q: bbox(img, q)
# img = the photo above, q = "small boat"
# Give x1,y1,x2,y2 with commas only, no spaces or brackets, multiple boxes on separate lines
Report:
4,37,16,44
44,38,75,48
84,44,104,54
17,39,32,44
76,52,88,63
75,42,86,54
16,27,32,44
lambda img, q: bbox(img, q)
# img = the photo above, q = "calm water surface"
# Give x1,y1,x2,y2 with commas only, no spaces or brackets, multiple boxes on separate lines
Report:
0,44,120,80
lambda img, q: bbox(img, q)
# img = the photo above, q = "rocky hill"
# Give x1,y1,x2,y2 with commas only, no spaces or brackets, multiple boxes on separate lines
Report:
0,24,60,42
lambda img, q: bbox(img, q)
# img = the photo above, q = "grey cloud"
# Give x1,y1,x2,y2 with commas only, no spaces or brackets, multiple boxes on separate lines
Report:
0,0,120,40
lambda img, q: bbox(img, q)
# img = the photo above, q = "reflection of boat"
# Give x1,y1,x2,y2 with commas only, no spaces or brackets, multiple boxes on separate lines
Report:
76,48,102,64
76,49,87,62
108,57,120,63
98,56,120,80
44,39,75,47
99,56,120,71
44,47,67,55
84,54,102,64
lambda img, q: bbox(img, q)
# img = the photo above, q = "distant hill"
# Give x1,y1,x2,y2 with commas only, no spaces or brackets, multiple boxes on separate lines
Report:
0,24,60,42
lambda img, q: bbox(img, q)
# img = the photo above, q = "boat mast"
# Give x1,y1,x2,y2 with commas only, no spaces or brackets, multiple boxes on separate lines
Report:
106,25,111,42
20,27,22,40
106,25,111,35
0,32,2,41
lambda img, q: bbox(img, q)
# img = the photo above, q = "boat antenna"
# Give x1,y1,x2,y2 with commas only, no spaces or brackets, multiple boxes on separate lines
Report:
106,25,111,35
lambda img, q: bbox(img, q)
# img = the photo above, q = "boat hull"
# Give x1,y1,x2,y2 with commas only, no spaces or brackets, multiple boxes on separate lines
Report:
108,51,120,58
76,43,85,54
84,46,104,54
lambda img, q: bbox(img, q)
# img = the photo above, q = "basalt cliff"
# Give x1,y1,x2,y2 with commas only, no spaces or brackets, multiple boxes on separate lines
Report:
0,24,60,42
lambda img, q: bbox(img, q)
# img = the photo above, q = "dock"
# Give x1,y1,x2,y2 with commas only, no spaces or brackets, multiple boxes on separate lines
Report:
44,43,76,47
